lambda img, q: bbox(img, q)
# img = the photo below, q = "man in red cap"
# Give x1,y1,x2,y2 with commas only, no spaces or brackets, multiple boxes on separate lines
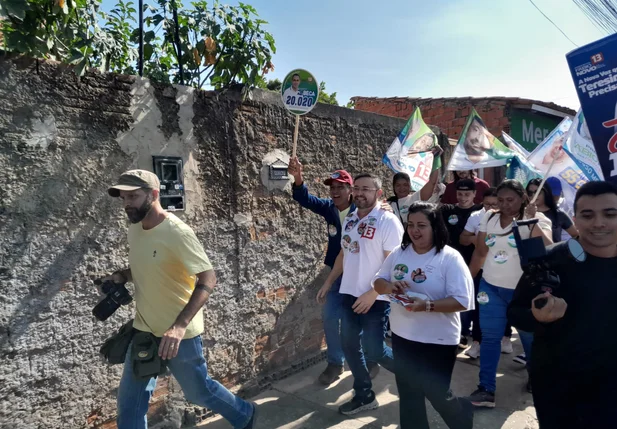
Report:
288,158,386,385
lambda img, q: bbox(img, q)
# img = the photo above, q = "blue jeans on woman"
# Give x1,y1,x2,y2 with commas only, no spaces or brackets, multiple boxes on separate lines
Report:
323,276,345,366
117,335,254,429
341,294,395,400
478,279,533,393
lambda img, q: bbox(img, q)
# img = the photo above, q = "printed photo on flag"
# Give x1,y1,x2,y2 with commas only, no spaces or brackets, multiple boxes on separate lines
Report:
564,110,604,181
502,132,530,158
446,109,513,170
383,108,439,192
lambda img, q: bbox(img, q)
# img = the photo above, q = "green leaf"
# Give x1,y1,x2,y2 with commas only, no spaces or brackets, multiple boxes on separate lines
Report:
144,43,153,61
144,30,156,43
0,0,30,20
74,57,88,76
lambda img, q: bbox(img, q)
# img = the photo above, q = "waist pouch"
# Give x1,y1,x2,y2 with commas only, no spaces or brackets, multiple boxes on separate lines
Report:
131,331,168,380
99,319,135,365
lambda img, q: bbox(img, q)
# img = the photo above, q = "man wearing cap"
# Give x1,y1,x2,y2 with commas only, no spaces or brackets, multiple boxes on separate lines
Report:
439,179,483,349
102,170,257,429
288,157,364,385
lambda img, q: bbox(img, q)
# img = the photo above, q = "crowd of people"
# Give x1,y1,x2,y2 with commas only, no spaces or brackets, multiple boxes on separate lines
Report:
286,157,617,429
101,158,617,429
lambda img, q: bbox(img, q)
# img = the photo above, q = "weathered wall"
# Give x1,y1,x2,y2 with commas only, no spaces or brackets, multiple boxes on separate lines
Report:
0,56,445,429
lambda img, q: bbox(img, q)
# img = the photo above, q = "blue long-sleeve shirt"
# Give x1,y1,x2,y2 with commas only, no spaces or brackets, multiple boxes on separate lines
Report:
292,183,355,268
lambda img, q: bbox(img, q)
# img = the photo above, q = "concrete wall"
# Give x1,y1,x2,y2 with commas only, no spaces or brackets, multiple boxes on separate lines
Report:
0,56,446,428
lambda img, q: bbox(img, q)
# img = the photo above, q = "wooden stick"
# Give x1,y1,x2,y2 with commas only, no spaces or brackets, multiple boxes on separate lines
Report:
292,114,300,159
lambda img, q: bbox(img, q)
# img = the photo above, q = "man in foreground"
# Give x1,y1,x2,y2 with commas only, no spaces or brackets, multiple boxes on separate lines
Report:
508,181,617,428
103,170,256,429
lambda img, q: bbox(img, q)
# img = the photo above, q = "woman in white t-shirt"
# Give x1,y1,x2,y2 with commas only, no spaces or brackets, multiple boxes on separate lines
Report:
374,202,475,429
466,180,553,408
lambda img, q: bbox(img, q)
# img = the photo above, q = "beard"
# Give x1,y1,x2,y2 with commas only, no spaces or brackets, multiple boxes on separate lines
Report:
125,195,153,224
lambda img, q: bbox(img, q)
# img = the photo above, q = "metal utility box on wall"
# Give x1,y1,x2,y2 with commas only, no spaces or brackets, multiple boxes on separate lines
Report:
268,158,289,180
153,156,185,211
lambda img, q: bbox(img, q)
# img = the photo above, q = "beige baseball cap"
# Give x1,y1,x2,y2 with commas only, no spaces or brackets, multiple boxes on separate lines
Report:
108,169,160,197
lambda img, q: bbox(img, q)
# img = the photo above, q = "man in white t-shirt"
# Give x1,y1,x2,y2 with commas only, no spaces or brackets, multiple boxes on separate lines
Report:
282,73,300,105
318,173,404,415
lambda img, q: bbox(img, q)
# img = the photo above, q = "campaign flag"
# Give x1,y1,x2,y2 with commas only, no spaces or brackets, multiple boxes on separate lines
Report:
566,33,617,184
502,132,530,158
528,117,587,216
504,134,541,185
383,107,440,192
563,109,604,182
446,108,514,171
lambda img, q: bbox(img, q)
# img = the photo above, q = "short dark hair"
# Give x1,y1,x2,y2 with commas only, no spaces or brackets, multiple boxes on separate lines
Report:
483,187,497,198
574,181,617,213
402,202,449,253
292,73,300,79
453,170,476,181
354,173,382,190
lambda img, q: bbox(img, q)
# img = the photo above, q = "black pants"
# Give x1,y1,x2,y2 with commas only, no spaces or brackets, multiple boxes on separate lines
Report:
392,334,472,429
468,272,512,342
533,368,617,429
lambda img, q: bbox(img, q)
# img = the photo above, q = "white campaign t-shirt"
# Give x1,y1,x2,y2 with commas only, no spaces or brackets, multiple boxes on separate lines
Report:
479,210,552,290
340,206,404,300
372,245,474,345
390,193,421,225
464,208,486,235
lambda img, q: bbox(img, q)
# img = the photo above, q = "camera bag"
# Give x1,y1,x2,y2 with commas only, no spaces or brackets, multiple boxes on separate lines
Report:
131,331,168,380
99,319,135,365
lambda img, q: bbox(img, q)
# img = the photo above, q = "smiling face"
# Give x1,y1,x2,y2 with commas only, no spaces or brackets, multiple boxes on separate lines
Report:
456,190,476,208
353,177,382,210
394,178,411,199
407,211,434,251
575,193,617,254
329,182,352,208
291,74,300,90
464,119,491,155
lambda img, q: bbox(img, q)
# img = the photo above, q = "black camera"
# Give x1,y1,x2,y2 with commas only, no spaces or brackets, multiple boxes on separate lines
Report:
511,218,586,309
93,279,133,321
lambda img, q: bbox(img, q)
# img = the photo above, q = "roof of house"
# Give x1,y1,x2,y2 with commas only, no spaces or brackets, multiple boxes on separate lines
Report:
350,96,576,116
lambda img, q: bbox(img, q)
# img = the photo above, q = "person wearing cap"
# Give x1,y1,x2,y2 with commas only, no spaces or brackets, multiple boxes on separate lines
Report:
441,170,490,205
102,170,257,429
545,176,576,241
438,179,482,349
287,157,359,385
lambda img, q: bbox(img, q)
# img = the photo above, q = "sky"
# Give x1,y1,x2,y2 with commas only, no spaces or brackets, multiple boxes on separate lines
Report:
101,0,608,110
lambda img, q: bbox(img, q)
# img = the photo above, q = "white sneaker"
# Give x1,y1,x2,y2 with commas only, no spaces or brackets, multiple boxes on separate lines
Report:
465,341,481,359
501,337,513,354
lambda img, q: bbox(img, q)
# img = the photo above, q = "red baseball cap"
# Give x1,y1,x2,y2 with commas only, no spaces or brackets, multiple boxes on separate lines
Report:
324,170,353,186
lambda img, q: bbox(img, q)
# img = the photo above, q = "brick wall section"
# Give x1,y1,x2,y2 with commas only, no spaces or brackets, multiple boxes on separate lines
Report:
352,97,511,140
0,56,449,428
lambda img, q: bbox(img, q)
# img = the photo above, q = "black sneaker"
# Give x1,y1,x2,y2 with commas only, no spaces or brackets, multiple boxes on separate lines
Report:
458,336,469,349
339,392,379,415
467,387,495,408
318,364,344,385
367,362,380,379
243,402,258,429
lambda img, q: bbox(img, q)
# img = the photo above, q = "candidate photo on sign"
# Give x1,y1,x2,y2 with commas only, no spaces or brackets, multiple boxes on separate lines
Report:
463,118,495,163
282,73,301,105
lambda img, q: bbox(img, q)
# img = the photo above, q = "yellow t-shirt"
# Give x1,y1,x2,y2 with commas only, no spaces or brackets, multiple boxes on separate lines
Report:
128,214,213,339
338,207,350,226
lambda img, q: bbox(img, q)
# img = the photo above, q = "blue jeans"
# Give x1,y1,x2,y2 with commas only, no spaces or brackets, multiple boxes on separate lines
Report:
117,335,253,429
478,279,533,393
341,294,394,400
323,276,345,366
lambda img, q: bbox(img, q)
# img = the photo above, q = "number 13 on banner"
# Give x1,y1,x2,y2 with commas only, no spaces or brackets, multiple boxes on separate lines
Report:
413,160,431,183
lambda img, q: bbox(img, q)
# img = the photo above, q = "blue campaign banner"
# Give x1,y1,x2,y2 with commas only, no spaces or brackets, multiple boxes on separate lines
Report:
566,33,617,184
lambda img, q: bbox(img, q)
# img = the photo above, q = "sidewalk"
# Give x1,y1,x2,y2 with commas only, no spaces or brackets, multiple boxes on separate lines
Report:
194,335,537,429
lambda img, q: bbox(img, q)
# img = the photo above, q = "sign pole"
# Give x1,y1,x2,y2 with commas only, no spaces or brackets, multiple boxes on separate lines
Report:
292,115,300,159
530,153,560,204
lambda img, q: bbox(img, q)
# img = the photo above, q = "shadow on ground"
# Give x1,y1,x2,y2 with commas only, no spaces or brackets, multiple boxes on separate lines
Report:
193,332,537,429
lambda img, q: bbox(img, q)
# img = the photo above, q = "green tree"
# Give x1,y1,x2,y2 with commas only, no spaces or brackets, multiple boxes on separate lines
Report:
318,81,338,106
0,0,276,91
255,77,281,91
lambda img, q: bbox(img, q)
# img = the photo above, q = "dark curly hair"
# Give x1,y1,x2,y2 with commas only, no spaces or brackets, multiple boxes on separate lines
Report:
401,202,449,253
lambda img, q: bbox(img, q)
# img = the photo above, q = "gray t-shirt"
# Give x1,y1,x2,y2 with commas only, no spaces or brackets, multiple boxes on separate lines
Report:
541,209,574,243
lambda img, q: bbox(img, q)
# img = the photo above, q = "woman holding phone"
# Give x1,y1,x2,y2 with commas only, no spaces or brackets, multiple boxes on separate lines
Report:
374,202,475,429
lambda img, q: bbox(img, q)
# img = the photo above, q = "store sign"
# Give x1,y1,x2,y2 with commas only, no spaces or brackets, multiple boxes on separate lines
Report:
509,110,563,152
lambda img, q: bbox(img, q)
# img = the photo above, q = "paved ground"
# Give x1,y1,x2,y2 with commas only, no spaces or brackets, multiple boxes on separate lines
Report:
193,334,537,429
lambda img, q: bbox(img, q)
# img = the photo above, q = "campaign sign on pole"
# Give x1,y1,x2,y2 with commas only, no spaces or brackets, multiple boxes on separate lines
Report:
281,69,319,115
564,109,604,182
566,33,617,183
